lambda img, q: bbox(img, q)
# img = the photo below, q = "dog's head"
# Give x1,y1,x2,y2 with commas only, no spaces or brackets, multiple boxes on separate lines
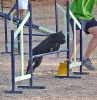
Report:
49,31,66,44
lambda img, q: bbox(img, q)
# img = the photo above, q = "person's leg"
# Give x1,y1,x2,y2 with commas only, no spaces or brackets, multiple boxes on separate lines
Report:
13,9,24,19
19,9,24,19
70,18,97,70
69,19,87,62
83,26,97,60
82,26,97,70
70,30,80,62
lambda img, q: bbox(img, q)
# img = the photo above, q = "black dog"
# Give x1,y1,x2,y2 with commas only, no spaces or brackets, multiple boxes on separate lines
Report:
26,31,66,74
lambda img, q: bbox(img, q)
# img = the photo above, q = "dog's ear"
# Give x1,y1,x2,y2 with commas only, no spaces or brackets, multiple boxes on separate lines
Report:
49,33,57,38
49,31,62,37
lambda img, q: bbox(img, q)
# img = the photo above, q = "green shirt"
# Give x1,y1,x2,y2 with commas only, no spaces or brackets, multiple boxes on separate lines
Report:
70,0,96,20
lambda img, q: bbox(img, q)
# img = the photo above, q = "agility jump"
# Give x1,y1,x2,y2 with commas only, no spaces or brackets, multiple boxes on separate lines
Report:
3,0,90,94
4,3,46,94
55,2,89,78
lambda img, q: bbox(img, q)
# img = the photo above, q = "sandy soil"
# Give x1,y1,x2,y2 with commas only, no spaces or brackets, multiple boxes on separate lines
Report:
0,1,97,100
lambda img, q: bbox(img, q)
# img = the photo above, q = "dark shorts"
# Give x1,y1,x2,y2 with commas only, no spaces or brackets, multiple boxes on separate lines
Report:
70,18,97,34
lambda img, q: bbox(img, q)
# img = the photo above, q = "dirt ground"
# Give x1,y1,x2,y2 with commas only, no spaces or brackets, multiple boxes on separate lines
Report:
0,1,97,100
